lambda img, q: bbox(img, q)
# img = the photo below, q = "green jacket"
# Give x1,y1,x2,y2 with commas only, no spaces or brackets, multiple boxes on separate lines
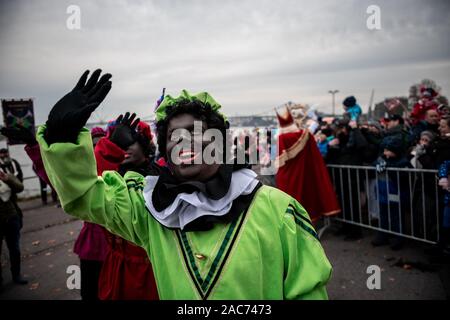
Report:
37,126,332,300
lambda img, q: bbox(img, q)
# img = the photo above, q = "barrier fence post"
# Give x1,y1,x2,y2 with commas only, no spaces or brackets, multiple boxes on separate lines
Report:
326,164,439,245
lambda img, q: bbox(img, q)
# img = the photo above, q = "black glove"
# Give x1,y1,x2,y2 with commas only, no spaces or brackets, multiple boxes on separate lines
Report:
109,112,140,150
0,125,37,145
45,69,112,144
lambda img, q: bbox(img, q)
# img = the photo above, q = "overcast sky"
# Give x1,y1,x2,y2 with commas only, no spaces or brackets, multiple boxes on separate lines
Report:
0,0,449,125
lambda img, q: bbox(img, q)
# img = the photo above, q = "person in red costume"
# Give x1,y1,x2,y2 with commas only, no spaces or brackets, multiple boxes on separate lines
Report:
96,114,159,300
72,127,109,300
410,87,439,125
274,107,340,223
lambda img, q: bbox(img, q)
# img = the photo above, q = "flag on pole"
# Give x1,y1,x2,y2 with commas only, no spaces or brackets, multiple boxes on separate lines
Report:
154,88,166,112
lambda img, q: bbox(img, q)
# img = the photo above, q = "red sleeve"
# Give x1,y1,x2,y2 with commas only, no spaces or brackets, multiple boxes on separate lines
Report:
411,102,427,121
94,137,125,175
24,143,51,186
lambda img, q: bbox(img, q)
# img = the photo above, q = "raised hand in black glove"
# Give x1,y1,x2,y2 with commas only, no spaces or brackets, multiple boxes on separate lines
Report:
1,124,37,145
109,112,140,150
45,69,112,144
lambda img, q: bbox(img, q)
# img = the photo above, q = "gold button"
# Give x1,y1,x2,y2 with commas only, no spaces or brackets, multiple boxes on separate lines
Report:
195,253,206,260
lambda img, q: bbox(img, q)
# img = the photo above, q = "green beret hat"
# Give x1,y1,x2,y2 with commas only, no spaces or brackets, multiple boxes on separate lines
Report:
155,89,227,123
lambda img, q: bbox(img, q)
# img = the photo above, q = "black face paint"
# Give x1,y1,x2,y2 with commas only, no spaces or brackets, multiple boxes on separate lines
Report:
166,113,220,183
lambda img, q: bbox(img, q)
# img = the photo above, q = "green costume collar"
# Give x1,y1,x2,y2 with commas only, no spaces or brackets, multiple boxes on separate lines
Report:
155,89,227,123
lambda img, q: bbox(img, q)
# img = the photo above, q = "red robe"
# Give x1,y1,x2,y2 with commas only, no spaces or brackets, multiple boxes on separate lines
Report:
275,129,340,222
95,137,159,300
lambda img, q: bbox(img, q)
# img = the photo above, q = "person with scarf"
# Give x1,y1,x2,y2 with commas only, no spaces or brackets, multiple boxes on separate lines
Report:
36,69,332,299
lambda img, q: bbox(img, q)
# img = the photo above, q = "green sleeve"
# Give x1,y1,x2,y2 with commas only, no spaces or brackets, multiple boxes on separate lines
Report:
36,125,151,249
280,198,333,300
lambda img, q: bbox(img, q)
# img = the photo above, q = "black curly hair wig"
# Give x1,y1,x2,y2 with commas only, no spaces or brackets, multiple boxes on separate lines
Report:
343,96,356,108
156,98,230,159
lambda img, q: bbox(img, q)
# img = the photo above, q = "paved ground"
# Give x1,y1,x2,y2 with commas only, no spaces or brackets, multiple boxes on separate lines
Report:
0,198,448,300
321,223,449,300
0,199,81,300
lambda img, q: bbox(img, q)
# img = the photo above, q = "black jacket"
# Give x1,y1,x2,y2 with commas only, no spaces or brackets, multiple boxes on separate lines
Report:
327,128,368,165
431,137,450,169
384,125,410,153
409,121,439,145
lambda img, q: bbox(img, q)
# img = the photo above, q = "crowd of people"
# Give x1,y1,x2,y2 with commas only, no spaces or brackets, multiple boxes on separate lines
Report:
314,95,450,253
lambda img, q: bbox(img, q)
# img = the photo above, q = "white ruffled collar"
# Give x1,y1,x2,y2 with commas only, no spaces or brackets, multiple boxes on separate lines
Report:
143,169,259,230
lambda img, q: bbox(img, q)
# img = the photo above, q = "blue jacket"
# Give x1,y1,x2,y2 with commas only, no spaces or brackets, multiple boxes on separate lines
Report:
345,104,362,122
317,140,329,158
438,160,450,206
374,156,411,204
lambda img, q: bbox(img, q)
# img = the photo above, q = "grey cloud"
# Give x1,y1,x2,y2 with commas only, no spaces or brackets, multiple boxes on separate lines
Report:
0,0,449,124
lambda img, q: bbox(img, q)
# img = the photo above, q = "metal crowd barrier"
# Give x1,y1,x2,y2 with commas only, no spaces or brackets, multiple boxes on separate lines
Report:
327,164,442,244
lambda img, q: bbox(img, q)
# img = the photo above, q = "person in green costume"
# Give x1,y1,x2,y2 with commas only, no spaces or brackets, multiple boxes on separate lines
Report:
37,69,332,300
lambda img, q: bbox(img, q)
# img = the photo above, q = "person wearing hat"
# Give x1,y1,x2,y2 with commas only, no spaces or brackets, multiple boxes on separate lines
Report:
327,118,368,240
408,130,440,243
90,126,106,145
360,120,384,165
372,135,412,250
409,130,436,169
384,114,410,154
316,128,334,158
437,104,450,118
366,120,383,134
36,69,332,299
410,87,439,125
94,114,159,300
410,109,440,145
342,96,362,122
